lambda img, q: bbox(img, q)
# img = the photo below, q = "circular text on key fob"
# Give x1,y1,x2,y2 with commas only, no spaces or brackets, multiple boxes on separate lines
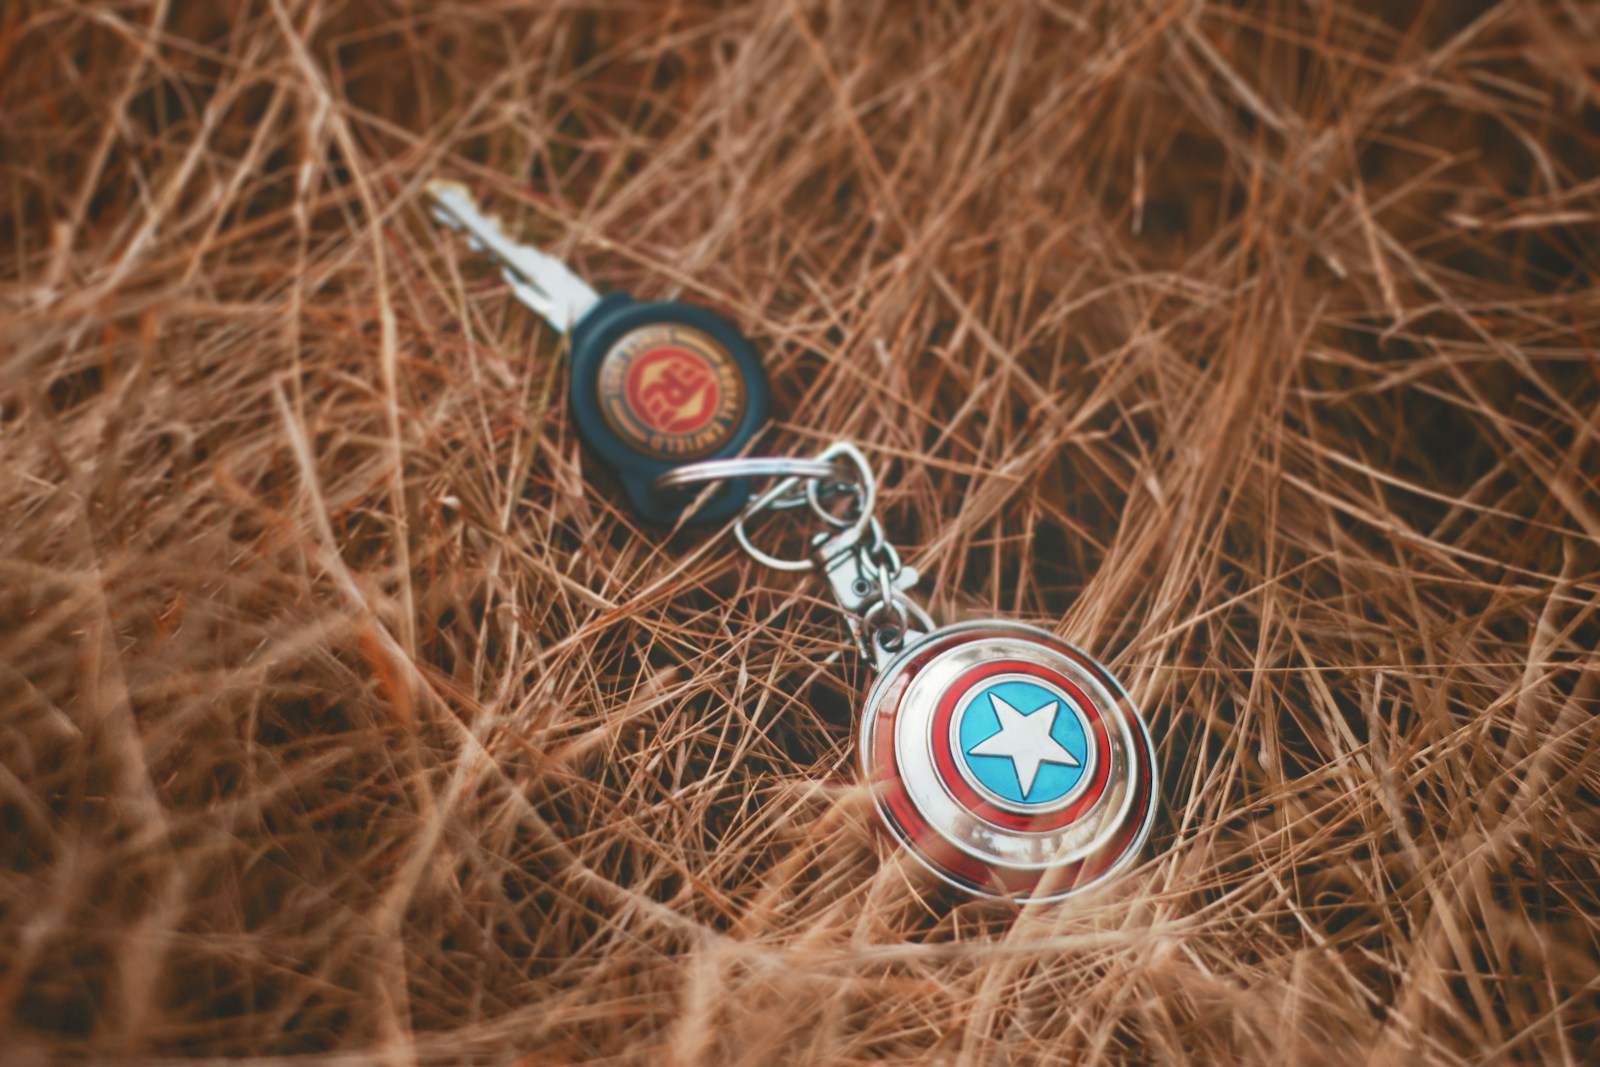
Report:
598,324,747,461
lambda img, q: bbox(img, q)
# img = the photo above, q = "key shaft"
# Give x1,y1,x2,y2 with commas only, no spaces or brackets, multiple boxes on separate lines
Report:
426,180,600,332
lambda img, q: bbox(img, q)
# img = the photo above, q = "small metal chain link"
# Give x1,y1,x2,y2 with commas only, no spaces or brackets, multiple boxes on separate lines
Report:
734,442,932,662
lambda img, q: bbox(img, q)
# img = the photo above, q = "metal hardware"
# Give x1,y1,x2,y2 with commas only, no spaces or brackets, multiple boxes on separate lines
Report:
663,440,932,663
654,456,846,492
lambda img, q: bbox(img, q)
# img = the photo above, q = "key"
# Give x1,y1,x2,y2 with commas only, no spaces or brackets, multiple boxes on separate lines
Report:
426,180,770,523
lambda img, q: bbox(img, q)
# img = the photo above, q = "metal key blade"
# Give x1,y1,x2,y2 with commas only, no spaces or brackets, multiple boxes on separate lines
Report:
425,180,600,333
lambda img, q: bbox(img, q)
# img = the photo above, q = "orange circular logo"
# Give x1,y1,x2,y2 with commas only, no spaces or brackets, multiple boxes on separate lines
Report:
598,324,745,460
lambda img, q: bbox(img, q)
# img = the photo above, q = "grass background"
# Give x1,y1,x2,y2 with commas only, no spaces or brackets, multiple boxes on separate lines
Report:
3,1,1599,1063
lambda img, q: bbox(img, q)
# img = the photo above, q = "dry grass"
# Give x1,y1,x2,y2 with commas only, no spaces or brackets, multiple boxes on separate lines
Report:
3,1,1599,1063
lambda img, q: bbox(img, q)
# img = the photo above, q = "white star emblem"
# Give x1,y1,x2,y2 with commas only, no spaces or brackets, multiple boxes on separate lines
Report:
966,693,1081,798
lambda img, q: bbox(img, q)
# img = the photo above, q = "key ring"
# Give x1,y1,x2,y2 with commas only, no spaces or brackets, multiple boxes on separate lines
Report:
653,442,923,649
655,456,845,491
655,441,880,575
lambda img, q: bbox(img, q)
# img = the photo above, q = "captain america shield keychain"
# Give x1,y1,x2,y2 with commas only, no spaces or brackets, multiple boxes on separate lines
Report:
657,442,1160,902
422,183,1156,898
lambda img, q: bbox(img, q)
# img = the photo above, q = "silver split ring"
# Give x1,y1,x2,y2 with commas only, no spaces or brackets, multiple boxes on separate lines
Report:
653,457,845,492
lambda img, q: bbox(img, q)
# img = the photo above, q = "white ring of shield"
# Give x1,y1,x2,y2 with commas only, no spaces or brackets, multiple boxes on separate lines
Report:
858,621,1157,894
948,672,1099,815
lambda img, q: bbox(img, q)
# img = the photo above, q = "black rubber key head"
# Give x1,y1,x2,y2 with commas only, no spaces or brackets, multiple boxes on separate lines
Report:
568,293,770,523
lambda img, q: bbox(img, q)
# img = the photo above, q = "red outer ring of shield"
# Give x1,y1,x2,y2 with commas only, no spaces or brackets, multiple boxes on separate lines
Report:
929,660,1112,832
868,627,1156,898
